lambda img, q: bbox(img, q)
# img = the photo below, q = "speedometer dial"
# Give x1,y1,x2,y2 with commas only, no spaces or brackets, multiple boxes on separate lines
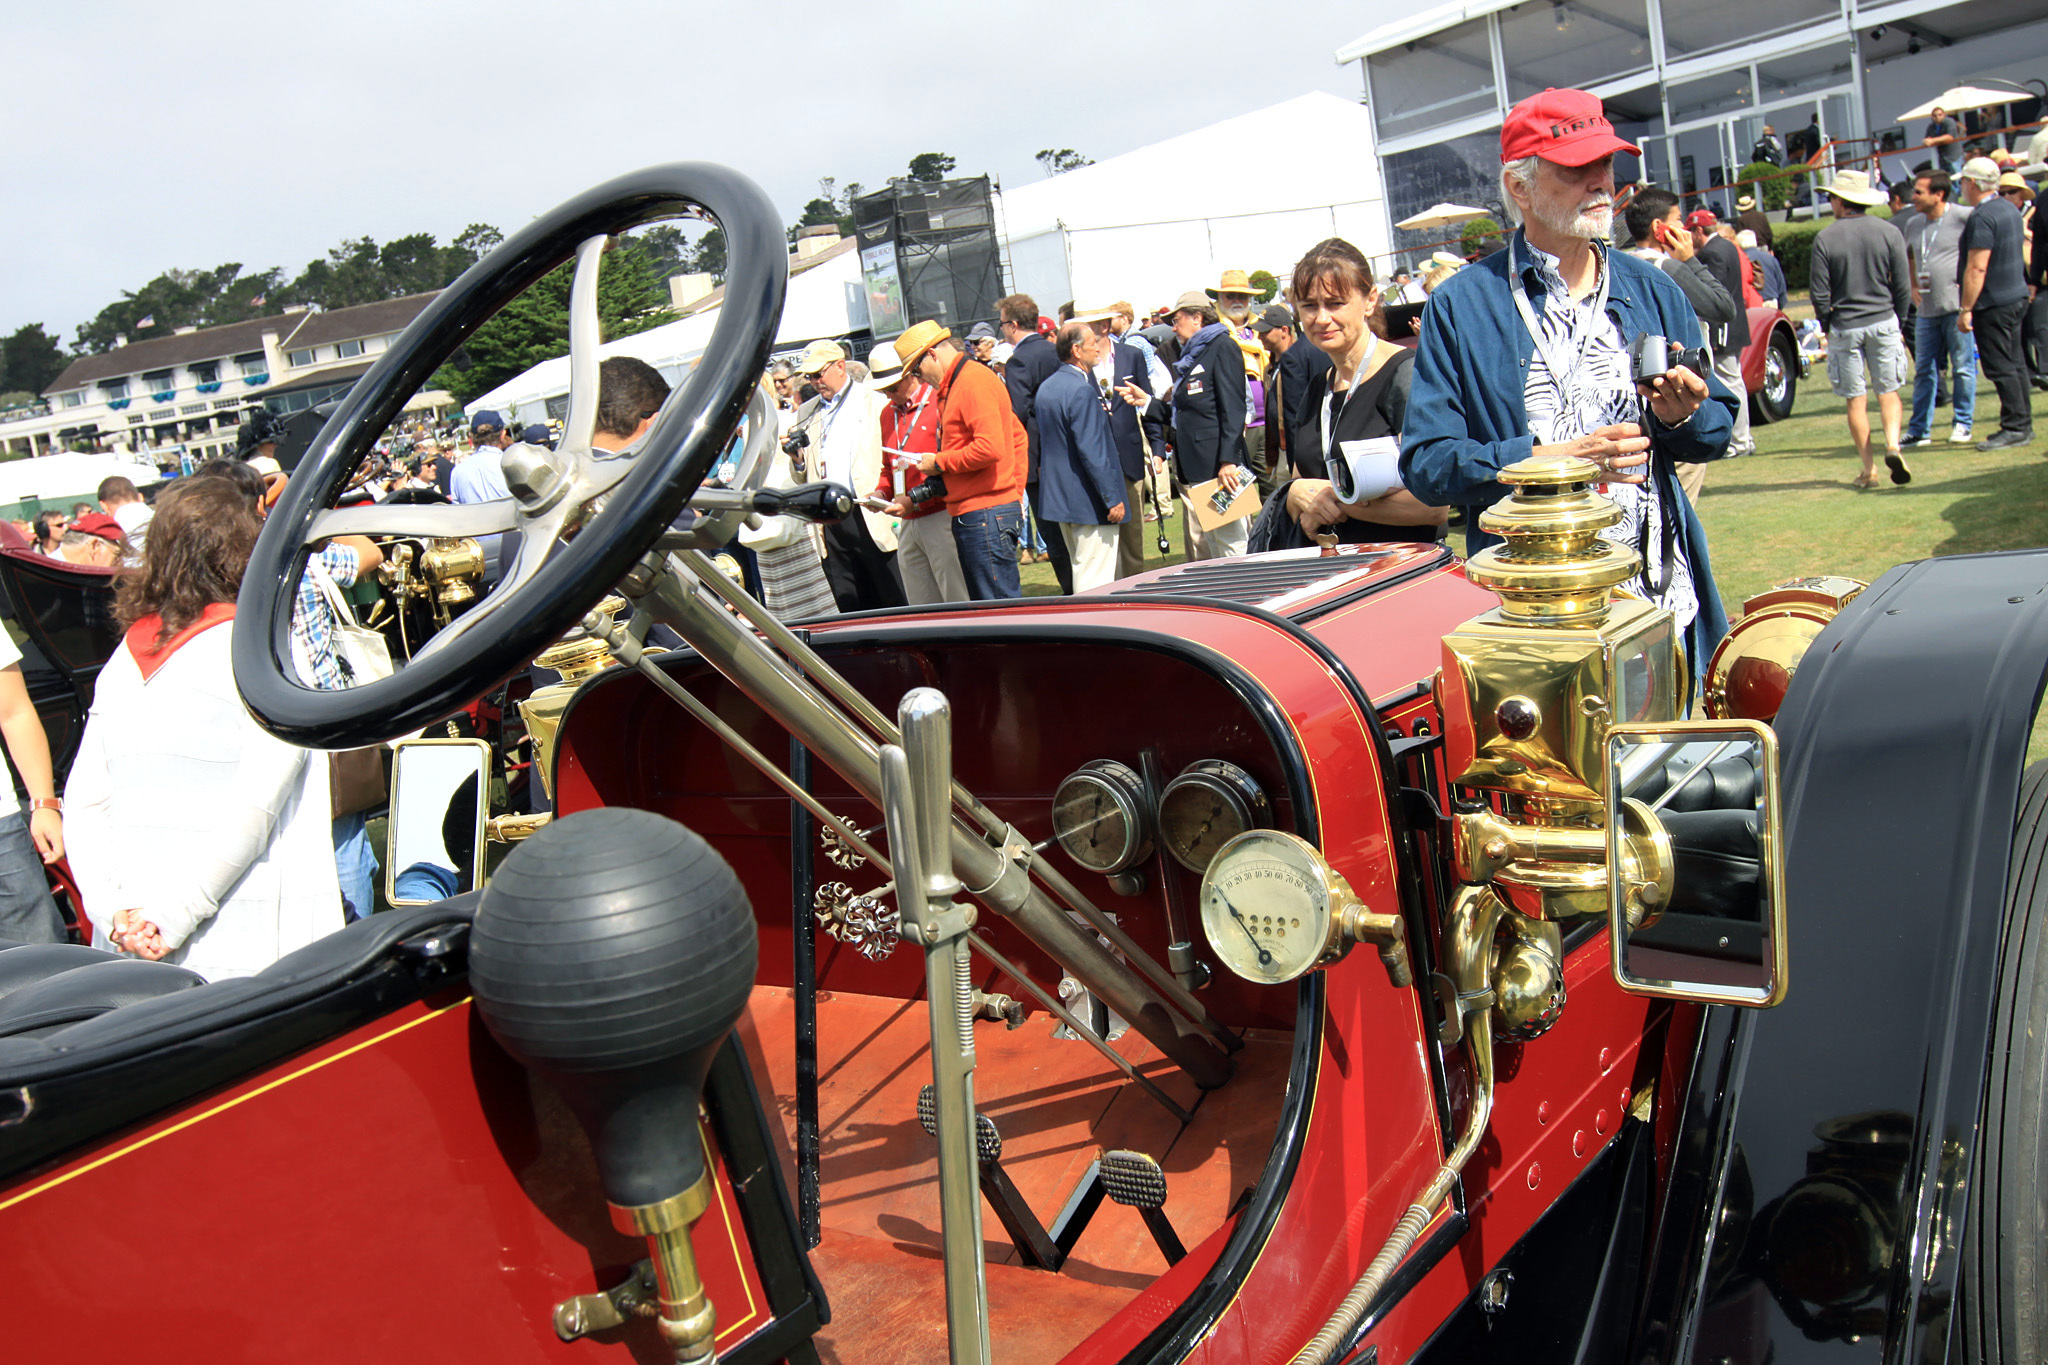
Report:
1052,760,1152,873
1199,831,1342,983
1159,760,1269,872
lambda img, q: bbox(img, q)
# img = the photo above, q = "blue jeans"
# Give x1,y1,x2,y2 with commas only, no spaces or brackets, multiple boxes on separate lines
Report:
1908,311,1977,441
950,501,1024,600
0,808,61,942
1019,489,1046,554
333,810,380,921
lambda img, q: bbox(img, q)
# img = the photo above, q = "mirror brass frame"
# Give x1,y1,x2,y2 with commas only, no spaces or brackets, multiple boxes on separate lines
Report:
1605,719,1788,1008
385,736,493,907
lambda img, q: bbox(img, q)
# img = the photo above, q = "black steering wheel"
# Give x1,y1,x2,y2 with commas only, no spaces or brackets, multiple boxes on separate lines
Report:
233,163,785,750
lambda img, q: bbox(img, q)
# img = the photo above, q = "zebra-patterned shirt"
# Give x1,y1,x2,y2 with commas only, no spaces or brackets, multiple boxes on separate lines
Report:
1520,242,1698,634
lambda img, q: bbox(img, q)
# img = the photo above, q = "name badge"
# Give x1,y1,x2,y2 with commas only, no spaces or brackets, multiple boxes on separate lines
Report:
1186,380,1205,396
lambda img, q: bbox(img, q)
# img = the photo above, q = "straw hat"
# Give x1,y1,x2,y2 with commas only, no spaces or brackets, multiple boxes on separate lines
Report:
1428,250,1466,271
893,320,953,372
864,344,907,391
1821,169,1886,207
1070,300,1120,323
1205,269,1257,299
1999,170,2033,193
794,340,845,376
1736,194,1756,211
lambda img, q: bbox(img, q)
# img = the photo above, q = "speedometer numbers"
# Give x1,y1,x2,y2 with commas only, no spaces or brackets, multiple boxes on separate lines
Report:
1199,831,1412,987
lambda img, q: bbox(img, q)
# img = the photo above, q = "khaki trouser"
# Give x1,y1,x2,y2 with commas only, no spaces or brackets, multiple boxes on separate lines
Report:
897,511,967,604
1061,522,1121,592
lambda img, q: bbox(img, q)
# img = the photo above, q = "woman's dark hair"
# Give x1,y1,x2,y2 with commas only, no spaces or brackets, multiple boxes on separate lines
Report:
193,458,267,511
1290,237,1378,307
115,476,261,646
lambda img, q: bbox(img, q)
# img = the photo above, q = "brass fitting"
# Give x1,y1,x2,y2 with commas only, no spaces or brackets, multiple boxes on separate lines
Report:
610,1174,717,1364
1465,455,1641,627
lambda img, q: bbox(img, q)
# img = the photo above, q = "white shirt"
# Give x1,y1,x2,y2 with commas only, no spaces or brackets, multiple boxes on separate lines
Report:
0,629,21,818
1520,242,1699,634
64,619,343,981
111,501,152,554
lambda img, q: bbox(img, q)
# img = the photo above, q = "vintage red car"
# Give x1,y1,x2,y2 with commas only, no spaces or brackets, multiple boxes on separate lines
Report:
0,166,2038,1365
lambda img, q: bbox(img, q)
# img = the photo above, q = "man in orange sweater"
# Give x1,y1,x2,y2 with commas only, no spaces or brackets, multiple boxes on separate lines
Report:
893,320,1028,599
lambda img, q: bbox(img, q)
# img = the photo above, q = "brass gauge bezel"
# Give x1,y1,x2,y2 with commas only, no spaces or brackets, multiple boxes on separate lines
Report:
1051,759,1154,874
1199,830,1347,984
1159,759,1270,873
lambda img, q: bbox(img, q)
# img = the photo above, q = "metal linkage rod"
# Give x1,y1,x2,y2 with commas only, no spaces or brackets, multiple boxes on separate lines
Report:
607,629,1195,1124
679,551,1236,1054
627,559,1232,1091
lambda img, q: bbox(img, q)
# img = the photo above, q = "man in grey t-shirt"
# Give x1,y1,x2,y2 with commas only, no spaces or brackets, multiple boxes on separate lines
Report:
1810,170,1914,485
1901,170,1977,448
1958,156,2034,449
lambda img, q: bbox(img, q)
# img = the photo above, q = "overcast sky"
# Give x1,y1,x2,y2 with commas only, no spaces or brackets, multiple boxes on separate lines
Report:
1,1,1393,347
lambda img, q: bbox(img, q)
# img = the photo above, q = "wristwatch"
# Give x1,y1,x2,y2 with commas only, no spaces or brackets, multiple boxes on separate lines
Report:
31,797,61,814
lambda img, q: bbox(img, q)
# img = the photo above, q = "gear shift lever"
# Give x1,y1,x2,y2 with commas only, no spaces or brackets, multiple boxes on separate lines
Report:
469,808,758,1363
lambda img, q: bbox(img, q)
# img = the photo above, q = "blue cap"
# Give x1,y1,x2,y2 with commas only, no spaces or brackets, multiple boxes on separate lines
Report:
470,409,505,432
521,423,552,446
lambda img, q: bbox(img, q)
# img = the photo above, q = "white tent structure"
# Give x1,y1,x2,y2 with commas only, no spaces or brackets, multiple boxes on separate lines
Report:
465,240,866,428
998,92,1391,316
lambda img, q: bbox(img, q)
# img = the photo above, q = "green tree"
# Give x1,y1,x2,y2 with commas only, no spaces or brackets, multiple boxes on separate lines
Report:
1461,217,1504,257
454,223,504,259
907,152,956,183
687,227,727,284
1,324,68,396
1738,162,1795,213
1034,148,1094,176
1247,270,1279,304
428,237,675,404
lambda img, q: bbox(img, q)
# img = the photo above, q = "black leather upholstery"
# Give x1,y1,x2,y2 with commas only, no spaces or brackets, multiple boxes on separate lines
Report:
0,942,120,1000
0,957,204,1038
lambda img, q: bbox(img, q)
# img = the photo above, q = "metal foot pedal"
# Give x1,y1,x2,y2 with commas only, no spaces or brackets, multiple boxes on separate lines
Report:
1099,1149,1186,1265
918,1084,1065,1270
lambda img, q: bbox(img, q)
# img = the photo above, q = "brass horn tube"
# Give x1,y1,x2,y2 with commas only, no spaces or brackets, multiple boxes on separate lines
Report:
633,560,1233,1090
677,552,1233,1049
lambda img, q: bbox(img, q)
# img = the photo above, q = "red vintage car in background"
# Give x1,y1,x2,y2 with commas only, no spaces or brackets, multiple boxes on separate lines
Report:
0,166,2038,1365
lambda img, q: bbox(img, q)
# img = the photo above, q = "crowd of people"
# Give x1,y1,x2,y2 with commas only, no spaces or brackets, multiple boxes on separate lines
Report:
4,79,2037,985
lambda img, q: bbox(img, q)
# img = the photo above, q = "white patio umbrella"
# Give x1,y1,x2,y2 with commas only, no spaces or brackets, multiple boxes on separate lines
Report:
1395,202,1490,231
1898,85,2030,121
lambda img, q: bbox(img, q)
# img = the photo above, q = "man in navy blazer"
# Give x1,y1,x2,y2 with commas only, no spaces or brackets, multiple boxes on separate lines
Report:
1077,302,1167,579
999,293,1070,591
1035,321,1129,592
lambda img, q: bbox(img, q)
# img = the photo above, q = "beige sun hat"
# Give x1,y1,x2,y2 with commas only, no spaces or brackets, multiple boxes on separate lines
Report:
1205,269,1257,299
1821,169,1887,207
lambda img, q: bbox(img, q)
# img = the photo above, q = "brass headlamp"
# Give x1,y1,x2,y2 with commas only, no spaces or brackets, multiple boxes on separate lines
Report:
1437,454,1680,924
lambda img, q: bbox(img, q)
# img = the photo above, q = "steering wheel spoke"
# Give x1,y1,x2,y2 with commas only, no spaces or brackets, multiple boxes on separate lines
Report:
233,163,787,749
308,501,522,542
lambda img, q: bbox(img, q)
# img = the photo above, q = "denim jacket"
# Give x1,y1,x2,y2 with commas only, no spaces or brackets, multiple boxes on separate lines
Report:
1401,228,1738,670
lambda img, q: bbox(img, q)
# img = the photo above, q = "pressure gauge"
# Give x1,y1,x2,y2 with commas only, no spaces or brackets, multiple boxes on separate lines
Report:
1199,830,1347,984
1051,760,1153,874
1159,760,1269,872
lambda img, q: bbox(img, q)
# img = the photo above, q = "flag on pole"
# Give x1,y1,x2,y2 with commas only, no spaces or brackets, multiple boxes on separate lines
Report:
136,314,155,328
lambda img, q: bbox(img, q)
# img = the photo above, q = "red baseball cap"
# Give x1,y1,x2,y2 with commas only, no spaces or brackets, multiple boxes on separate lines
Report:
1683,209,1719,232
1500,88,1640,167
71,512,124,543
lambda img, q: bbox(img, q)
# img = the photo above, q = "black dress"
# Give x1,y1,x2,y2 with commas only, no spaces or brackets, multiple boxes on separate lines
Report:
1250,348,1442,550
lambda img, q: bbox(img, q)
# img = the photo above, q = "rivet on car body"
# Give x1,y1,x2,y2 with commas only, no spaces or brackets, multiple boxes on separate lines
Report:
1595,1110,1611,1135
1536,1101,1551,1125
1598,1047,1613,1071
1526,1163,1542,1189
1572,1130,1587,1157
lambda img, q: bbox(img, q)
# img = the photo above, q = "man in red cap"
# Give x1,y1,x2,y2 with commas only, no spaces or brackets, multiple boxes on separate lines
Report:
1401,88,1741,696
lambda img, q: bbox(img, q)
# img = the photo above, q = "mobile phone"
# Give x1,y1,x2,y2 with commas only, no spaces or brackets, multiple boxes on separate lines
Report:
859,495,895,513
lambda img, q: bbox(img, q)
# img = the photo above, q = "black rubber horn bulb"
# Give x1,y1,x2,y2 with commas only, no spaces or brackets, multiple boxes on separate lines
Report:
469,807,758,1208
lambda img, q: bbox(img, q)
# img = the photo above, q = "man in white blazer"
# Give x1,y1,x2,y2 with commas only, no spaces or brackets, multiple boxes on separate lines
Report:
789,340,904,610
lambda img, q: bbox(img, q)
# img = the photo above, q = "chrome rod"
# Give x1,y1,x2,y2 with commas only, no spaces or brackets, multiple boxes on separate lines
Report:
631,557,1232,1090
605,630,1197,1122
883,701,992,1365
965,931,1195,1126
679,549,1235,1052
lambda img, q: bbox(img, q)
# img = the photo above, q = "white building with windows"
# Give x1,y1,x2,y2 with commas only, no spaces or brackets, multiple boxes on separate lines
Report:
1338,0,2048,266
7,293,441,463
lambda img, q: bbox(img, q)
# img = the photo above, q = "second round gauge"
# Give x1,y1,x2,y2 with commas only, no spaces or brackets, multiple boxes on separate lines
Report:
1159,760,1270,872
1051,760,1153,873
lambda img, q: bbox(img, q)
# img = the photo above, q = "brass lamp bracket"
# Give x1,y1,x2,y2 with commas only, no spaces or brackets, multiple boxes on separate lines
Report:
554,1259,658,1340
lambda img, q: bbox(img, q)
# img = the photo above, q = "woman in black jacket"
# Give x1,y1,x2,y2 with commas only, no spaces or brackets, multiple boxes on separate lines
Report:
1252,238,1446,549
